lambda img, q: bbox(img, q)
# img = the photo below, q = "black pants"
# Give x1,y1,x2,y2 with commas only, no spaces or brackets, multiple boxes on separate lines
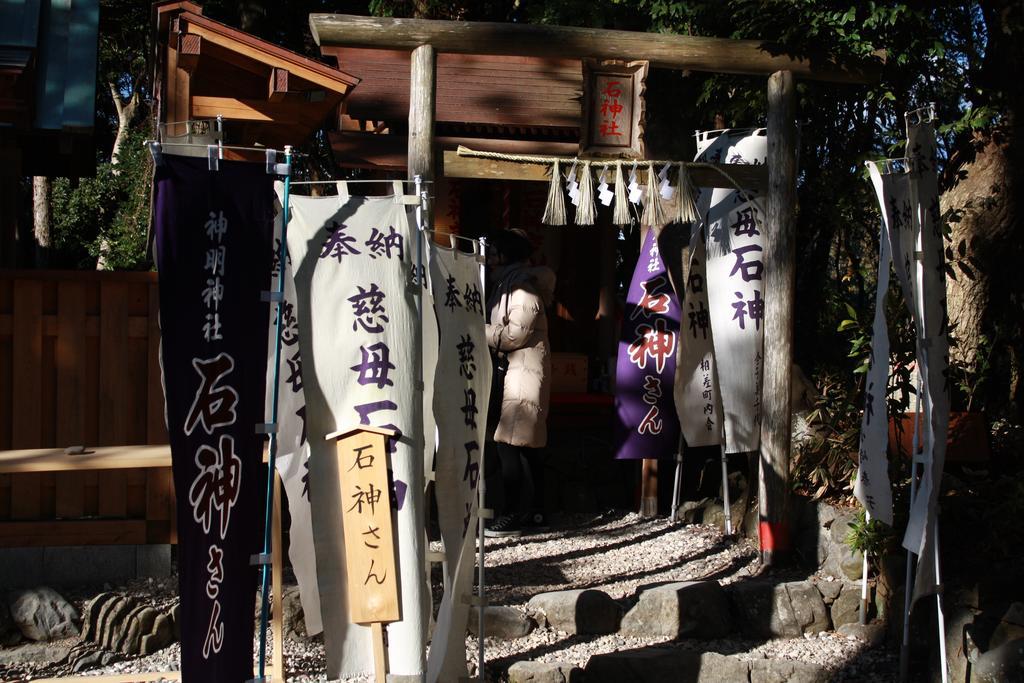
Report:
485,442,545,519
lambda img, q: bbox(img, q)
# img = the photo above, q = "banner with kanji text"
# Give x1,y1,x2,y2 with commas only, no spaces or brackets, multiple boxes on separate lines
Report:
154,155,273,682
701,128,768,454
614,227,682,460
286,184,430,679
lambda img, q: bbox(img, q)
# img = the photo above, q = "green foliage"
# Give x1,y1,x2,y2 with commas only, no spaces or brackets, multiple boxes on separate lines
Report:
793,372,860,499
845,508,896,555
50,126,152,270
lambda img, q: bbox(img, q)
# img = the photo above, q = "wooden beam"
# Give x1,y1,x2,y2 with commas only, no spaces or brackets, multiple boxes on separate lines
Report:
177,33,201,74
191,95,330,128
309,14,882,84
758,70,798,566
442,150,770,189
0,445,172,474
269,67,289,102
331,131,579,171
0,520,147,547
32,672,181,683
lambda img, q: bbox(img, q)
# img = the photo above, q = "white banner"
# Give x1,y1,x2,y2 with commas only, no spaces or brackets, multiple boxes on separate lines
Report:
286,183,429,678
268,186,321,634
700,128,768,453
859,165,901,525
425,243,491,683
904,117,950,601
675,220,724,447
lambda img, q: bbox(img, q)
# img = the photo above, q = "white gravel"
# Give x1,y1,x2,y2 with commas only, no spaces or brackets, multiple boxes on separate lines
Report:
5,510,898,682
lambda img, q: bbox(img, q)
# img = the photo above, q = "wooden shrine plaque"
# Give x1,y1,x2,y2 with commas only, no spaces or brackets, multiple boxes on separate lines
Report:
581,59,648,159
329,426,401,625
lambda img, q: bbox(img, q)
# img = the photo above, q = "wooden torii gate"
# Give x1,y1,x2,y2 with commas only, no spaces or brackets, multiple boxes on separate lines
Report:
308,15,881,572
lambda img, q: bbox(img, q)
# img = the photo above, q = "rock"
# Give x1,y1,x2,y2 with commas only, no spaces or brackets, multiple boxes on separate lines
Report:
71,649,105,674
830,582,863,628
91,594,125,645
0,600,21,646
80,592,115,644
794,499,837,568
619,581,732,640
171,600,181,642
98,595,134,650
585,648,746,683
838,622,887,647
972,638,1024,683
468,606,535,640
822,510,864,581
113,604,146,653
7,587,80,641
813,577,843,604
749,658,829,683
527,589,621,635
675,497,713,524
280,586,310,640
940,604,976,683
730,580,830,638
508,660,583,683
991,602,1024,651
702,491,748,534
122,606,158,655
0,641,71,667
140,611,175,655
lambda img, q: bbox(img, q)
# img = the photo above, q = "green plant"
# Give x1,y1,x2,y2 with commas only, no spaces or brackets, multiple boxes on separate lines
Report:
50,125,153,270
793,372,861,500
846,508,896,556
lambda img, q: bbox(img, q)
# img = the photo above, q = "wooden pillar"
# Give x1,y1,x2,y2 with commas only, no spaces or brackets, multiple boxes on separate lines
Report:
408,44,436,181
640,459,659,517
758,70,797,565
398,41,435,681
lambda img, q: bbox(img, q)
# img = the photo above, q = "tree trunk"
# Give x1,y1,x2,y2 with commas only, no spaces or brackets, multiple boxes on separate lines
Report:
942,0,1024,416
942,130,1023,414
109,82,138,167
98,82,139,271
32,176,51,268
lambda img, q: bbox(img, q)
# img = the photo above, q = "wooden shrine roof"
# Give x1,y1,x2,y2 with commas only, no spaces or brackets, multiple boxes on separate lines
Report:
155,2,359,150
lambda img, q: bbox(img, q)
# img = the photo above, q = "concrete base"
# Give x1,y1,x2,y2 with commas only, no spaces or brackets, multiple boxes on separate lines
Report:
0,545,171,588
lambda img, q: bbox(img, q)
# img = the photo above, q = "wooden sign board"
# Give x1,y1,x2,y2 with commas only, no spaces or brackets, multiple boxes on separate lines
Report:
581,59,648,159
329,426,401,625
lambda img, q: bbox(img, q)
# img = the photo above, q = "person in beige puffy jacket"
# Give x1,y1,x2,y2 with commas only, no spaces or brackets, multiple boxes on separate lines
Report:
484,229,556,538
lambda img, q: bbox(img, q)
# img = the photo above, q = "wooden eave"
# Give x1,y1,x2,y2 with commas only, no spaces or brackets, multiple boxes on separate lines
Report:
155,4,360,149
177,11,359,96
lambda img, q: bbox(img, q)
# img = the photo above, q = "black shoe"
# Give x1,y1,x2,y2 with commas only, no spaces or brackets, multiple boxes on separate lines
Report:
484,514,522,538
521,512,549,533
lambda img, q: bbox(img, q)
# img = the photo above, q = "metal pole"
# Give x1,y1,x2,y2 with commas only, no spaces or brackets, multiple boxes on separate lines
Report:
934,516,949,683
900,386,923,683
720,448,733,535
860,510,870,626
257,145,292,681
670,444,683,521
476,236,487,682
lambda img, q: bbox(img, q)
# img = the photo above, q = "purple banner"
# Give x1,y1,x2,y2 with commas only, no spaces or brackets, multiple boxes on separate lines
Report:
614,228,681,460
154,155,274,682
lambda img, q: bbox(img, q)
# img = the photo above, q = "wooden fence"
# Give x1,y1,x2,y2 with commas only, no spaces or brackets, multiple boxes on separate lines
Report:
0,271,174,545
